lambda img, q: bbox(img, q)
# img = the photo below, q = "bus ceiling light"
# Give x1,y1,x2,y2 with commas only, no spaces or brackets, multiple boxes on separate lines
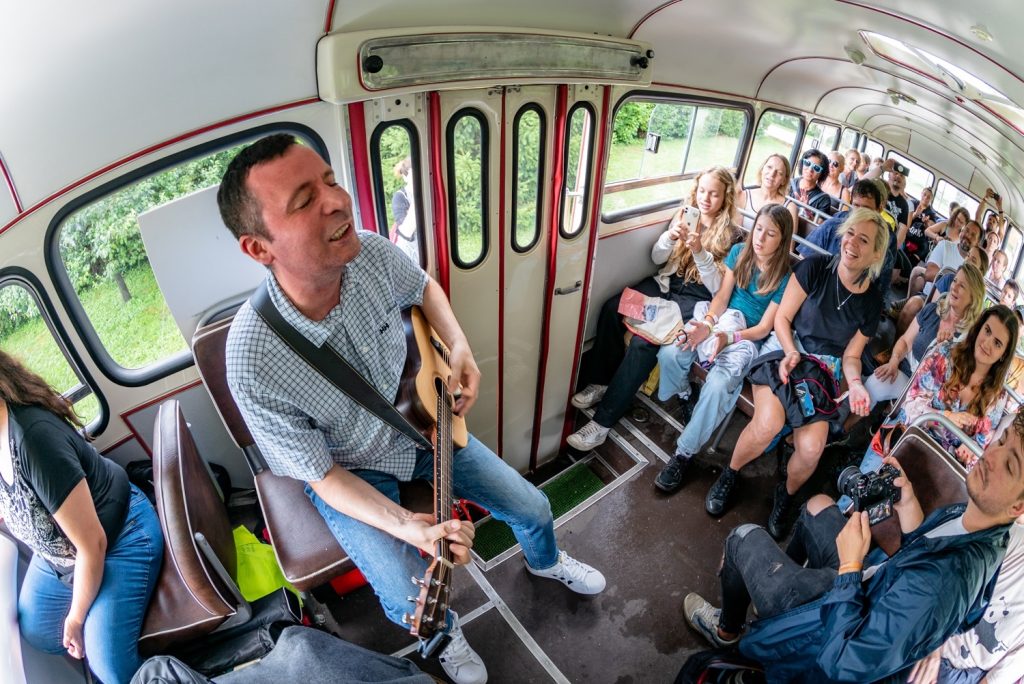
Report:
844,46,866,65
969,146,988,163
318,27,654,102
970,24,994,42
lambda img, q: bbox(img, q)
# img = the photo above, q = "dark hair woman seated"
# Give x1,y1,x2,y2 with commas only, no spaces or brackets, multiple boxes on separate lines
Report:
0,350,163,684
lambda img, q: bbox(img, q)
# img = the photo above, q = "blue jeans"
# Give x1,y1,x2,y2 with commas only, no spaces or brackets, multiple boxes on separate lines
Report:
19,485,164,684
657,339,759,458
307,434,557,628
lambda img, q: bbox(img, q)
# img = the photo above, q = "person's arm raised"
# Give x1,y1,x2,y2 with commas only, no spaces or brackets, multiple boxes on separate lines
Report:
420,278,480,416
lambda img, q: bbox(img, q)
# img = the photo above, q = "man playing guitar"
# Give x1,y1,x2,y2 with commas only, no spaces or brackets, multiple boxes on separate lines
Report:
218,134,605,684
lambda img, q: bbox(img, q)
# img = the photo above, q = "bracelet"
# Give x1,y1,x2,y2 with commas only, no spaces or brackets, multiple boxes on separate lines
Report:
838,562,863,574
732,331,740,345
704,313,719,325
697,319,713,333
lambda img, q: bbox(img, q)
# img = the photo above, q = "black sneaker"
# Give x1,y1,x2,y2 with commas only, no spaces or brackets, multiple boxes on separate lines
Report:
705,468,737,516
655,455,692,493
767,482,794,540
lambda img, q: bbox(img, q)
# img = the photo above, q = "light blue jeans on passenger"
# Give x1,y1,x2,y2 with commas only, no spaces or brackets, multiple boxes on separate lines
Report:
18,485,164,684
307,434,557,629
657,339,760,458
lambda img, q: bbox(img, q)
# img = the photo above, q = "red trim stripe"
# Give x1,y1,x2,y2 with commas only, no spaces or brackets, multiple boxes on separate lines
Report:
562,86,612,446
0,97,321,238
322,0,337,34
119,378,205,457
428,92,451,294
528,85,568,472
100,432,139,456
346,102,378,234
497,90,508,458
0,152,22,213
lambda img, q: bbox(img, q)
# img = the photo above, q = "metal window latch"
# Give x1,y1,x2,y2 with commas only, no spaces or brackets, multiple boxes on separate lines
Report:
554,280,583,296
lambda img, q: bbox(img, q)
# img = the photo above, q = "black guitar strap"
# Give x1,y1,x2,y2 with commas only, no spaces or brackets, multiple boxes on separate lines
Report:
249,284,433,451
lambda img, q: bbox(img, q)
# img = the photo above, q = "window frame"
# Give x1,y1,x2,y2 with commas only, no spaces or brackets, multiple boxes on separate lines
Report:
839,128,860,153
44,122,329,387
933,178,980,221
511,103,547,253
801,119,840,152
369,119,425,266
885,150,936,204
0,267,110,434
445,108,490,269
861,137,884,162
742,107,805,189
600,92,756,224
558,101,598,239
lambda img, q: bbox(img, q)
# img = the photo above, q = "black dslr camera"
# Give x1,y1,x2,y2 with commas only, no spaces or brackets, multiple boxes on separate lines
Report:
838,464,902,524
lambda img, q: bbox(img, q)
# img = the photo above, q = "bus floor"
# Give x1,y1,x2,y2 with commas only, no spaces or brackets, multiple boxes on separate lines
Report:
319,393,783,683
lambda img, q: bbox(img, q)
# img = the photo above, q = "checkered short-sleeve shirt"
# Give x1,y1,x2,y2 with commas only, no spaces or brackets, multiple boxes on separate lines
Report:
225,231,429,482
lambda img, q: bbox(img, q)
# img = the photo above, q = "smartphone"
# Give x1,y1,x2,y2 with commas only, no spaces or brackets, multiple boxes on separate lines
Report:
795,380,816,418
681,205,700,233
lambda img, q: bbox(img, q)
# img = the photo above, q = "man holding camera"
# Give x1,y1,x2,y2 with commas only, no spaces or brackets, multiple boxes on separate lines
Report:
683,413,1024,682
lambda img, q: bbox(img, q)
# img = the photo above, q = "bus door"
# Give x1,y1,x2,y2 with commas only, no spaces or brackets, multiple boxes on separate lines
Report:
437,84,605,473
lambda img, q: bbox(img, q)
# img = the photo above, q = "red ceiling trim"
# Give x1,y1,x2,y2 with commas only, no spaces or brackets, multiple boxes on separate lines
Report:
323,0,337,34
0,96,321,238
0,152,22,214
627,0,685,39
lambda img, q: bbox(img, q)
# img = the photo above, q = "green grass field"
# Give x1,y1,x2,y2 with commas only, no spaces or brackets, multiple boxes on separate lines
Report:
1,266,185,425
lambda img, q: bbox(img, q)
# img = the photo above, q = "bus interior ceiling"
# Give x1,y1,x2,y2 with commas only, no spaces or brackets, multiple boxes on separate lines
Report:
2,1,1024,682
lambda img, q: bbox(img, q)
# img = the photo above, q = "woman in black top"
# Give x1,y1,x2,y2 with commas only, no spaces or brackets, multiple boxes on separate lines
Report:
0,350,163,683
787,148,832,226
705,208,888,539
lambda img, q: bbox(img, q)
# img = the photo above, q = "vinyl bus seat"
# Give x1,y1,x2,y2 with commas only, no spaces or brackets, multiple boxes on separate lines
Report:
191,313,355,592
139,400,249,656
869,424,968,556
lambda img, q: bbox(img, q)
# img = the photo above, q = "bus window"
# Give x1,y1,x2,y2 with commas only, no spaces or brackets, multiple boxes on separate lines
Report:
0,281,100,425
602,101,747,217
55,145,245,373
801,121,839,153
934,179,979,218
839,128,859,152
744,110,801,187
371,121,422,265
446,109,489,267
561,103,595,236
1006,226,1022,276
886,151,934,201
512,105,545,252
862,138,884,162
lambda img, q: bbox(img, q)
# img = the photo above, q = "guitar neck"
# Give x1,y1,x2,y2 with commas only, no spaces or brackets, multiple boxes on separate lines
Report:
433,341,455,563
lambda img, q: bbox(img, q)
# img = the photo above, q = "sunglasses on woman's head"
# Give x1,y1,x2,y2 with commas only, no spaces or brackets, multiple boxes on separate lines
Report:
801,159,825,174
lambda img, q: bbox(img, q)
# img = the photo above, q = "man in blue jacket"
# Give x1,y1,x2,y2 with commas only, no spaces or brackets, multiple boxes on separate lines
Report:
683,413,1024,683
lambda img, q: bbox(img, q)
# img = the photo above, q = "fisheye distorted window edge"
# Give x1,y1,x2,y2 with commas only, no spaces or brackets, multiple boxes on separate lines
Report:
445,108,490,269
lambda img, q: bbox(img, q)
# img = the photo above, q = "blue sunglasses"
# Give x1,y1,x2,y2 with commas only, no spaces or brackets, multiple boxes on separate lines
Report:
801,159,825,174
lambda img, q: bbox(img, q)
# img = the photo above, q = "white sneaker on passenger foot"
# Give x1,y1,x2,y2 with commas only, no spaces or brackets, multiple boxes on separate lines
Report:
526,550,606,594
438,611,487,684
571,384,608,409
566,421,610,451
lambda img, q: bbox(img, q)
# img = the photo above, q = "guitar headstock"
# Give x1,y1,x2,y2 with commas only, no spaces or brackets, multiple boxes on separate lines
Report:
406,550,454,645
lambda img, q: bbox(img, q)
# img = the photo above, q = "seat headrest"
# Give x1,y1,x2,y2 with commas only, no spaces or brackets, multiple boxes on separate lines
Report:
192,316,254,450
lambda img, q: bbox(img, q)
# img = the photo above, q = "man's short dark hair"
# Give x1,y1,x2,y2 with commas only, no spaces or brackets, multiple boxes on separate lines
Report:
1006,279,1020,296
851,179,883,211
217,133,299,240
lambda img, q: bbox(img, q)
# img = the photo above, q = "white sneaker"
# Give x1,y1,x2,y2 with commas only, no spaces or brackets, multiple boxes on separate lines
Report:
566,421,610,451
438,611,487,684
571,384,608,409
526,550,606,595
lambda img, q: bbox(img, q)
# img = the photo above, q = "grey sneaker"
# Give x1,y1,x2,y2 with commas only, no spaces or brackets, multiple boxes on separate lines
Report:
438,611,487,684
683,593,739,648
566,421,610,451
526,550,606,594
571,384,608,409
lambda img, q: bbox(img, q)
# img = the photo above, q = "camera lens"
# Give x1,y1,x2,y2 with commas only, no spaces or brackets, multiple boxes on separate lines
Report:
837,466,863,496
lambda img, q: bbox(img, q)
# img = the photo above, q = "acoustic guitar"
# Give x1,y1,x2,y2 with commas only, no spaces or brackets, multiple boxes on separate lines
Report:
397,307,468,656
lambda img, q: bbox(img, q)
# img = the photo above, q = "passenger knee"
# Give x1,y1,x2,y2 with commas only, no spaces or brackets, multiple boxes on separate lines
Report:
806,494,836,516
730,523,763,540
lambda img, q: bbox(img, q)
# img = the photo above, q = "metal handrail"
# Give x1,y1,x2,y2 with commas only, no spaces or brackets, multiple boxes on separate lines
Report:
784,193,834,225
910,411,983,460
737,206,831,257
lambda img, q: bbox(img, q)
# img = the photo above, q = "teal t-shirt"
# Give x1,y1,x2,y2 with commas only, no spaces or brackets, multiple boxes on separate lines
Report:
724,244,790,327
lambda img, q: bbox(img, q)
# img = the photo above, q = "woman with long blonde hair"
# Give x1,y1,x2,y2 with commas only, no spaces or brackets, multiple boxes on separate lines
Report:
569,166,742,451
734,154,789,222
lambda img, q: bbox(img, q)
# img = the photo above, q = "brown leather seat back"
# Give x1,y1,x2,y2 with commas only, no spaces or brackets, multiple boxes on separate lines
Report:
192,314,354,592
870,426,968,556
139,400,238,655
